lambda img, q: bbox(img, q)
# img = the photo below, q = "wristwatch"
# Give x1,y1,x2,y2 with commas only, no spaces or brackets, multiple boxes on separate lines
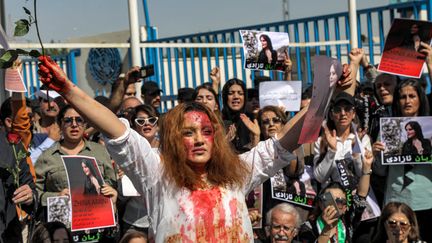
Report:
362,169,372,176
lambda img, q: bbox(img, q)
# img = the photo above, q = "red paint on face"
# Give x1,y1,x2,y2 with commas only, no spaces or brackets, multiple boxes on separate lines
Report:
182,111,214,167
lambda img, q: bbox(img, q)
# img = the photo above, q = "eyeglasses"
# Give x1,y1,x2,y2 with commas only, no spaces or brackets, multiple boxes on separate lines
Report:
271,224,299,234
134,117,158,126
331,105,354,114
387,219,411,231
62,116,85,127
262,117,282,125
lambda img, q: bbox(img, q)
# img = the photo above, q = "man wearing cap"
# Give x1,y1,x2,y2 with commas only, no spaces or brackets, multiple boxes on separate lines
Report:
33,86,62,134
141,81,162,110
31,86,62,163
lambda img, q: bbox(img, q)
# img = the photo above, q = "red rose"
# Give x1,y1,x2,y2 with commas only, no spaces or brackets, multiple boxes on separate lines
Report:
7,132,22,145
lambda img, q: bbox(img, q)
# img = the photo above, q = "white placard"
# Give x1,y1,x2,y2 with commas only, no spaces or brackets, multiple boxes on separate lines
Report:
259,81,302,111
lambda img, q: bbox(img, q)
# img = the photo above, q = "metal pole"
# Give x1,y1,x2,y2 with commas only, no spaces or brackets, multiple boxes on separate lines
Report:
428,0,432,21
142,0,153,42
0,0,6,102
348,0,358,48
128,0,141,67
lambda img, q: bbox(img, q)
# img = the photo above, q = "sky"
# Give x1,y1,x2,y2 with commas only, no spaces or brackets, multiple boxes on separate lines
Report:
4,0,390,43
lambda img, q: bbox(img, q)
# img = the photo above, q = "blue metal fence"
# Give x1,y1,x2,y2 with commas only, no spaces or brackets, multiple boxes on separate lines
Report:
141,1,430,110
16,1,432,108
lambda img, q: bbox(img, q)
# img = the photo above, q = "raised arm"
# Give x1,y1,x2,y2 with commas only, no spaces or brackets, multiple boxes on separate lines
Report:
337,48,363,96
38,56,126,139
209,67,221,94
283,50,292,81
357,150,373,198
277,105,308,152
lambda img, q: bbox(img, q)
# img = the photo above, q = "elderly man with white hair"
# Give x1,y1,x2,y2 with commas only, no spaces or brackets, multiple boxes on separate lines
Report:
266,203,302,243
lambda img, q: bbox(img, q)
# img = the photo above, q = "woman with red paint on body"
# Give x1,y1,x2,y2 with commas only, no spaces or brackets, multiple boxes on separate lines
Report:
37,56,306,242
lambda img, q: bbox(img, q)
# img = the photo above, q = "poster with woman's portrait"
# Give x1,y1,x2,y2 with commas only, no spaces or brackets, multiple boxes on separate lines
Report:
270,166,317,208
298,56,342,144
378,18,432,78
61,155,116,231
245,185,263,229
380,117,432,164
239,30,289,71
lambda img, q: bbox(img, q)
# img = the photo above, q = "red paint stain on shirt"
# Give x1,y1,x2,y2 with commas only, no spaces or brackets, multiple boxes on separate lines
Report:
168,187,250,242
190,187,225,242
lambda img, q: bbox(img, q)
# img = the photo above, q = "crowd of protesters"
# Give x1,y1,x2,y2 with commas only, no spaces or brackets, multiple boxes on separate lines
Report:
0,43,431,243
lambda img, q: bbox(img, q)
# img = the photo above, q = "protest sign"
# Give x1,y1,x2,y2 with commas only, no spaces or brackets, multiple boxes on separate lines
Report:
240,30,289,71
61,155,116,231
378,18,432,78
259,81,302,111
5,67,27,92
298,56,342,144
270,166,316,208
380,117,432,165
247,185,263,229
47,196,71,228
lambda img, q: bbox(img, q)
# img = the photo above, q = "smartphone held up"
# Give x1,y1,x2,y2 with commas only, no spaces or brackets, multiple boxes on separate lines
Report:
132,64,155,80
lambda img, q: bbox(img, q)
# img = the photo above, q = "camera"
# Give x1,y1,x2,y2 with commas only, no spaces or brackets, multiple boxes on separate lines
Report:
132,64,155,79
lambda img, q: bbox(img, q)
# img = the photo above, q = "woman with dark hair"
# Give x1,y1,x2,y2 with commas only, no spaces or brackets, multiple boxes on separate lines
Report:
221,78,260,153
392,79,430,117
371,202,422,243
44,221,74,243
313,92,370,189
82,159,103,195
34,105,117,220
31,221,74,243
299,149,373,243
193,84,221,119
130,104,159,148
37,58,304,242
402,23,428,53
373,78,432,242
258,34,278,66
402,121,432,156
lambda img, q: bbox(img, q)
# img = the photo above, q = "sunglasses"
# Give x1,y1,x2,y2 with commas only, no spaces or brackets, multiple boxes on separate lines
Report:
387,219,411,231
134,117,158,126
262,117,282,125
62,116,85,127
331,105,354,114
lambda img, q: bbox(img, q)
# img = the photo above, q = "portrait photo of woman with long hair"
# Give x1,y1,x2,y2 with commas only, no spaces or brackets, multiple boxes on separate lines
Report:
402,121,432,156
81,159,104,195
258,34,278,66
